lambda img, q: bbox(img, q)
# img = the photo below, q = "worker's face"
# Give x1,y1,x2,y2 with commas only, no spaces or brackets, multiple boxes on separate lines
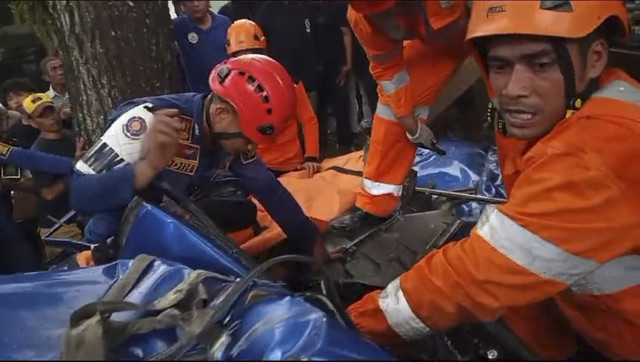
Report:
486,37,571,140
183,0,210,20
44,59,66,86
32,104,62,132
207,101,251,153
6,91,30,113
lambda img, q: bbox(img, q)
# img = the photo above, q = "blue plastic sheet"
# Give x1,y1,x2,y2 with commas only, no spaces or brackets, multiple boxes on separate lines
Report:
413,138,506,222
0,258,393,360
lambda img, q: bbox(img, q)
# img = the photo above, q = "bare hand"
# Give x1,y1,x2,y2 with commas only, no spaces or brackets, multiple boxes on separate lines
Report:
60,106,73,120
296,161,321,177
74,136,86,161
336,65,351,86
144,108,182,172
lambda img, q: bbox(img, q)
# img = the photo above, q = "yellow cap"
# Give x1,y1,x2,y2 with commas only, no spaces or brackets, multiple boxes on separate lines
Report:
22,93,54,117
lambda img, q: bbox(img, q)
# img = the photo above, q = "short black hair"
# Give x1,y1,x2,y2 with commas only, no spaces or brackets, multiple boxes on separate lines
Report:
0,78,36,106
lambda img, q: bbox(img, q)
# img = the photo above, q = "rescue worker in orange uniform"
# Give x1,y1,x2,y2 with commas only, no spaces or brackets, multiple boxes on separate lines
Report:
347,1,640,359
226,19,321,178
332,0,471,233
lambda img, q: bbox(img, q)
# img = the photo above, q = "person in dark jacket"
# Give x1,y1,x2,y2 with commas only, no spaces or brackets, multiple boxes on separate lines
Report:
70,55,330,261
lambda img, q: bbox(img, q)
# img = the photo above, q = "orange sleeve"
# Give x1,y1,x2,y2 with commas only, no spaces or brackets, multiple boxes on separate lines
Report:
348,150,627,347
294,82,320,159
348,8,412,117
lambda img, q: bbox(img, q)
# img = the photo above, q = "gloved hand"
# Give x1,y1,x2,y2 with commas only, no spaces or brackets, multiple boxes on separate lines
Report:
406,122,446,155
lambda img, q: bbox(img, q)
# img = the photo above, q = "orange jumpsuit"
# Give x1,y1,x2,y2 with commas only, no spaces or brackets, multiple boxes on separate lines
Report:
347,69,640,359
348,1,470,216
257,81,320,173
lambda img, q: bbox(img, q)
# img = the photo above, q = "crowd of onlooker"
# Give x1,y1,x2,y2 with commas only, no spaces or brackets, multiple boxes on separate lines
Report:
173,0,378,155
0,0,376,274
0,54,81,273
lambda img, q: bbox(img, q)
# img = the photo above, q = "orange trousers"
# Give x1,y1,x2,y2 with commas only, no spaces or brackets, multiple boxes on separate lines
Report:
357,33,470,216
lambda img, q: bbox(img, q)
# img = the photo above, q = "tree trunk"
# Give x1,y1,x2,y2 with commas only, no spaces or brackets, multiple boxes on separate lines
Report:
13,0,178,143
10,1,61,54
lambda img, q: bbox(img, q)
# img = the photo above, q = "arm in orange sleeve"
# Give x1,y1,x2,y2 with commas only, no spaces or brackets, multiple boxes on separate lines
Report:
348,150,628,344
347,8,412,118
294,81,320,160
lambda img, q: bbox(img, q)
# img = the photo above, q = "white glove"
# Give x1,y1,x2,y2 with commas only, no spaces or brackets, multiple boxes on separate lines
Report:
406,121,436,145
406,122,446,155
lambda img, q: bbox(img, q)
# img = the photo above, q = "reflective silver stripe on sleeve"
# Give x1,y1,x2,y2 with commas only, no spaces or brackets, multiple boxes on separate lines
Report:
476,205,599,284
376,102,431,122
362,178,403,197
477,205,640,294
380,69,410,95
593,80,640,105
571,255,640,295
378,277,431,341
375,102,398,122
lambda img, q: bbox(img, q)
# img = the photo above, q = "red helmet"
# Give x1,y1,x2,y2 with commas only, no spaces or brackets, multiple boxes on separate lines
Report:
349,0,395,14
208,54,296,145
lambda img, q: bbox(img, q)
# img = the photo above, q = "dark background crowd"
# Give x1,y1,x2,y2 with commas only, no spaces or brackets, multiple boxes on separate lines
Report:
174,0,378,155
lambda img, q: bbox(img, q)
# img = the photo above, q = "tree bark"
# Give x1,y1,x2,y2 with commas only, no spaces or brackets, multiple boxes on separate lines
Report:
13,0,178,143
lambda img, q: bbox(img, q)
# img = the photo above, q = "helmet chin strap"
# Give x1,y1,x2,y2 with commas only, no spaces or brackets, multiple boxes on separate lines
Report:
549,38,600,117
204,93,249,141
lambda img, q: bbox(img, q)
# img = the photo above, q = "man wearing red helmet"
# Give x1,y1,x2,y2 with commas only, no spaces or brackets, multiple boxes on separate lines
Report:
70,54,325,259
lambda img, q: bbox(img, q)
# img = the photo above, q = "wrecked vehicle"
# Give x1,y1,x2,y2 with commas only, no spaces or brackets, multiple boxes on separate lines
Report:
0,139,535,360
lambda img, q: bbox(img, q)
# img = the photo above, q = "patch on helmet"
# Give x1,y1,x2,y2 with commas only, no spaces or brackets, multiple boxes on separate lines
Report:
123,116,148,140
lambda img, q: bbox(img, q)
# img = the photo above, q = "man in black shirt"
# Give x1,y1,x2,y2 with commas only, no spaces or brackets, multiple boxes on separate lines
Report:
0,78,42,269
23,93,82,250
254,1,320,95
218,0,259,22
312,0,356,153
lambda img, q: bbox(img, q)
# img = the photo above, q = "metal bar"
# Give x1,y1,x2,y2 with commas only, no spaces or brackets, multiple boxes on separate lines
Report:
415,187,507,204
42,210,77,239
42,238,93,251
344,216,399,251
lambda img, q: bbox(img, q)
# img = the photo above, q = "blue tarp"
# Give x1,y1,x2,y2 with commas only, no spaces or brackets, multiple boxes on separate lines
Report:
413,138,506,222
0,257,393,360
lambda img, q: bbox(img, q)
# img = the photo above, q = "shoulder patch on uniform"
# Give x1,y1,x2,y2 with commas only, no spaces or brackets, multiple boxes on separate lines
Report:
122,116,148,140
239,149,257,164
0,142,14,160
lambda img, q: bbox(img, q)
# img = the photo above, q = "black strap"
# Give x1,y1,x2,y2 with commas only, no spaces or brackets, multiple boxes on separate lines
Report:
64,254,352,361
149,254,354,361
325,165,364,177
103,254,156,302
62,255,231,360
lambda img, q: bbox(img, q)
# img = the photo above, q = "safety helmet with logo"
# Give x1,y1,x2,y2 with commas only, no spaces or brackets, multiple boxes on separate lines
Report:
349,0,396,14
208,54,296,145
226,19,267,56
466,0,629,111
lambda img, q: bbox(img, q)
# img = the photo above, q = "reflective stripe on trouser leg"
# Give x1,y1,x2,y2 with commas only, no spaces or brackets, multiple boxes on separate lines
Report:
356,102,417,217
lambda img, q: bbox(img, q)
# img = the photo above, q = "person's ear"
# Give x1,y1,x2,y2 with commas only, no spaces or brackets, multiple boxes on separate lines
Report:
585,38,608,79
212,103,233,120
42,72,50,82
